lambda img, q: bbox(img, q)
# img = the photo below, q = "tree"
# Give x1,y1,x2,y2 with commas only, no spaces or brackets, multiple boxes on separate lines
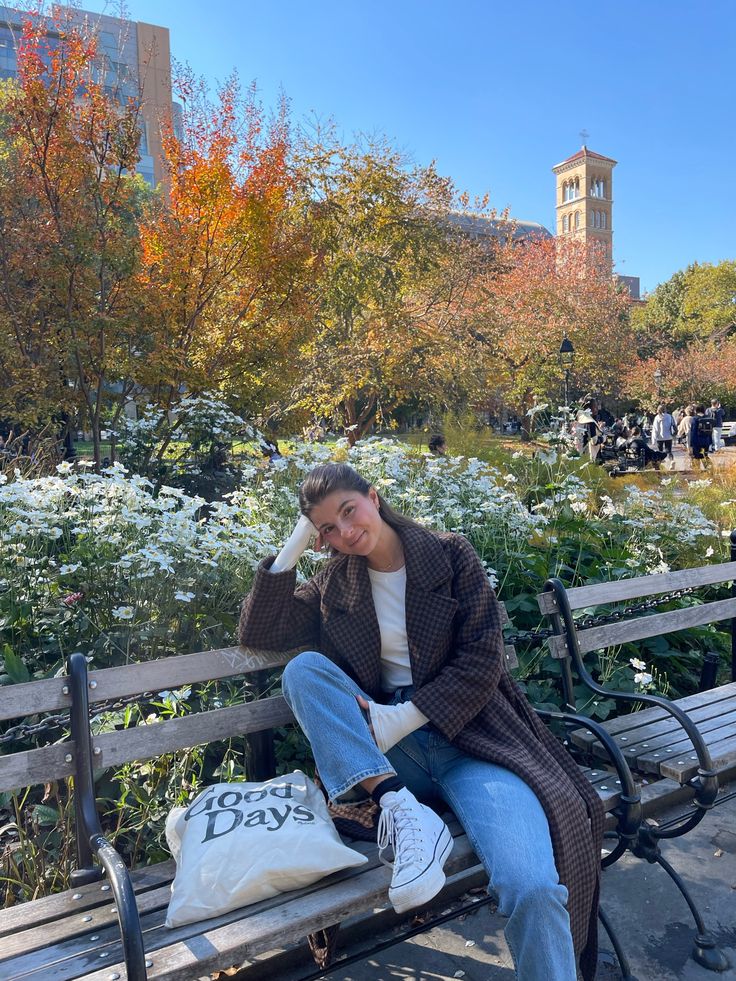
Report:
632,261,736,352
0,7,148,463
471,236,633,425
290,134,485,442
134,68,314,449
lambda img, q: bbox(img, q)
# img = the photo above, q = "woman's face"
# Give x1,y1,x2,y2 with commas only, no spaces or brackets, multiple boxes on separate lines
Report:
308,487,384,556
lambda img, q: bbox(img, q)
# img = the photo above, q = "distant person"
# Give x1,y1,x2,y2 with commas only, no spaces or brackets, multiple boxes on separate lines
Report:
707,399,725,452
626,426,667,468
677,406,693,447
651,404,675,465
689,405,712,471
428,434,447,456
260,438,282,462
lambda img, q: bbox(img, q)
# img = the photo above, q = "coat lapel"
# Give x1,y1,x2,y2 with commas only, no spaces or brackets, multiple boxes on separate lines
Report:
321,554,382,695
399,526,457,688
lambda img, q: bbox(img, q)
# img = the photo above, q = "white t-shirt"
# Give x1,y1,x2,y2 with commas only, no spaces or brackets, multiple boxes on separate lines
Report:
367,566,413,692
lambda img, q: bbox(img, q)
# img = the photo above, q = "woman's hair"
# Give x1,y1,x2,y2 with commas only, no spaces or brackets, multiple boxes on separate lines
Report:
298,462,422,530
657,403,666,415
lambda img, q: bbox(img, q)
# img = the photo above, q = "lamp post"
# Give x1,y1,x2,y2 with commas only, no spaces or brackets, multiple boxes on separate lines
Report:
559,335,575,409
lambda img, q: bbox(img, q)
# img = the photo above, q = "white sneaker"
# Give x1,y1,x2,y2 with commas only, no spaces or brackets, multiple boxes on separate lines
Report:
377,787,453,914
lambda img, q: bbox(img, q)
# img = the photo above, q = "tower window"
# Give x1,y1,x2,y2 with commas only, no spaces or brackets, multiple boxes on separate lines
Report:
563,214,569,232
601,211,607,229
574,211,580,229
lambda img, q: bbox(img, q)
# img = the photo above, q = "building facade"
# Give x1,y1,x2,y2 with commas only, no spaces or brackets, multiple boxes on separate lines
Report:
0,4,177,188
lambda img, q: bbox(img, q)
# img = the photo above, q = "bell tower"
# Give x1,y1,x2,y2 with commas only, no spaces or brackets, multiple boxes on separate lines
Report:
552,146,616,270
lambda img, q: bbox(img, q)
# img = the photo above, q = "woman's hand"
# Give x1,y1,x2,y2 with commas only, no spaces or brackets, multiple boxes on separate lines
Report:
356,695,376,742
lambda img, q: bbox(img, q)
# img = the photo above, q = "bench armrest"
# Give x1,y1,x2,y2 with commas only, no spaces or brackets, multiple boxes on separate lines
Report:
535,706,641,865
540,579,720,816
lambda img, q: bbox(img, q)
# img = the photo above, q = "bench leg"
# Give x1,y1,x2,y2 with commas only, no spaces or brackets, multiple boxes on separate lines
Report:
597,905,639,981
653,852,731,973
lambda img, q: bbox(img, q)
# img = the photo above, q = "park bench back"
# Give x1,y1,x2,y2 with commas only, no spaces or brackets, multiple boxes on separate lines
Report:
0,647,296,794
538,560,736,660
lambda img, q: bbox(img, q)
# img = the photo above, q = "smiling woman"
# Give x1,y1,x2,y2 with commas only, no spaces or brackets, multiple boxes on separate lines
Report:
239,461,605,981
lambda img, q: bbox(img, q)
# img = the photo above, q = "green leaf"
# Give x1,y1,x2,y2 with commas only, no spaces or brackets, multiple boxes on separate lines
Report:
32,804,60,826
2,646,30,684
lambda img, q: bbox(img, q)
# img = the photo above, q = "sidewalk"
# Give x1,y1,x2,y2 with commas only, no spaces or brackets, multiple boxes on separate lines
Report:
241,781,736,981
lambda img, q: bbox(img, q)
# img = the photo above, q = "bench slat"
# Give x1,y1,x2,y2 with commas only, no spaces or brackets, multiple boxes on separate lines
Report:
0,836,384,965
570,683,736,751
617,708,736,769
0,647,289,722
539,561,736,613
572,597,736,654
0,697,296,793
12,836,481,981
661,732,736,782
0,741,76,793
0,862,175,939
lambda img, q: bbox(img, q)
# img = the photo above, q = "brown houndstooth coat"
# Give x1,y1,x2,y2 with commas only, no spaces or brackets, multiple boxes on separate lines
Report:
239,524,604,980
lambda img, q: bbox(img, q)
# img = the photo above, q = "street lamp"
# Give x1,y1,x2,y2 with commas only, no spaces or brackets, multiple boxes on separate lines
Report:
559,335,575,408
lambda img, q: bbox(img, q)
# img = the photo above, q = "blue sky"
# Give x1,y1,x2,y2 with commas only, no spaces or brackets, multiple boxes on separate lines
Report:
80,0,735,294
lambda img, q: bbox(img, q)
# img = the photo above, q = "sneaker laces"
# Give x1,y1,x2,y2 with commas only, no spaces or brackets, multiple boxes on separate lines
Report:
377,799,422,870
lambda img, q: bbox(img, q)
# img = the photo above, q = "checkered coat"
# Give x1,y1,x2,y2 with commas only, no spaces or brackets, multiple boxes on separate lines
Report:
240,525,604,980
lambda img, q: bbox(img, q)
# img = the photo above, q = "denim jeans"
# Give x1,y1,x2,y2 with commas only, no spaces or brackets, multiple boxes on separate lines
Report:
281,650,578,981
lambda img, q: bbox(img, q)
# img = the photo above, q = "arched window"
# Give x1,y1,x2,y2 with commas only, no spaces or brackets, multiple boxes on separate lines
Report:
574,177,580,199
574,211,580,229
593,211,599,228
601,212,607,229
562,214,569,232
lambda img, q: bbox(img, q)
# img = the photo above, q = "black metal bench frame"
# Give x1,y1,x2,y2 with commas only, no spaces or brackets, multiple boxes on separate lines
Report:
537,544,736,976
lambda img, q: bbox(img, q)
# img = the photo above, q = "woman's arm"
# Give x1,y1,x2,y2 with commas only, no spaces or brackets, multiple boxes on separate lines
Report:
411,535,506,741
238,516,323,651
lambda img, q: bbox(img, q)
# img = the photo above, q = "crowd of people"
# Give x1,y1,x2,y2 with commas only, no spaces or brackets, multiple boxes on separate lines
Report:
575,398,727,472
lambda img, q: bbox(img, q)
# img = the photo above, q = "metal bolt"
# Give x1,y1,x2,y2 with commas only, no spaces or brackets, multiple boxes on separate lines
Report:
89,680,97,689
64,753,73,763
654,753,660,757
62,685,70,695
642,743,649,747
690,755,697,760
145,960,153,968
82,915,93,923
99,951,108,958
620,737,628,742
101,884,111,892
109,974,121,980
600,785,608,790
72,893,82,900
677,761,684,765
93,747,101,756
91,935,100,941
591,771,598,776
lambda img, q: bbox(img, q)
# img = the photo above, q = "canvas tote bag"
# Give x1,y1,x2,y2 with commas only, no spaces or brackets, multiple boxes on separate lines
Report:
165,770,368,928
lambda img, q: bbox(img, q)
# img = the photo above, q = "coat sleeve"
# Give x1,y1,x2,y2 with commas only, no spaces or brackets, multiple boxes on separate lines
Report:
238,557,322,651
411,535,506,740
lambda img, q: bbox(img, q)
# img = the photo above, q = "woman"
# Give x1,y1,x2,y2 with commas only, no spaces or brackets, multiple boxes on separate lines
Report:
239,463,603,981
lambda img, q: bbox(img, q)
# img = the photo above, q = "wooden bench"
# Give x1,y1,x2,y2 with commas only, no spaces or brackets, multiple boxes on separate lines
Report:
0,635,680,981
537,558,736,974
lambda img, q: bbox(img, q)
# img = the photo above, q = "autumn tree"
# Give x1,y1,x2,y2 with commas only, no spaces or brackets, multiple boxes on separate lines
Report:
289,134,489,442
0,7,148,463
470,236,633,425
625,261,736,408
131,68,316,457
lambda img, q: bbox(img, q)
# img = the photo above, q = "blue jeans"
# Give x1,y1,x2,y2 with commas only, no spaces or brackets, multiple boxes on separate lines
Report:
281,651,577,981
